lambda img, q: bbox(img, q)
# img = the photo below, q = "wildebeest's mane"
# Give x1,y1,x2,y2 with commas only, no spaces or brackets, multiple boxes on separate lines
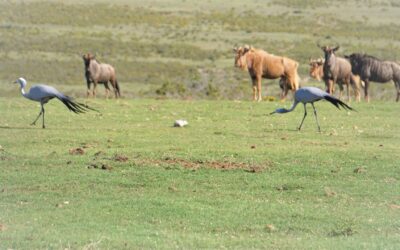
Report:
355,53,383,62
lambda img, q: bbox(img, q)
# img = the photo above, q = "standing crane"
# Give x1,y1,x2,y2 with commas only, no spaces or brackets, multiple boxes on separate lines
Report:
13,77,96,128
270,87,354,132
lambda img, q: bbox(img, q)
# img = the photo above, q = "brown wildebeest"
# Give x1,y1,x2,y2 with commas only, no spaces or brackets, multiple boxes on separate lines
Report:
320,46,360,102
82,53,121,98
234,45,300,101
345,53,400,102
309,57,324,81
309,57,362,101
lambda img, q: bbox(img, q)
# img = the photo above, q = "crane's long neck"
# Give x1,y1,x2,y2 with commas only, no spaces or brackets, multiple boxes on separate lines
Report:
283,100,299,113
20,87,26,96
18,83,28,98
270,100,300,115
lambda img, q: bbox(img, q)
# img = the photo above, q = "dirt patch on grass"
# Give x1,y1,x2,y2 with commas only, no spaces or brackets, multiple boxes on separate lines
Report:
114,154,129,162
87,163,113,171
353,167,367,174
69,147,85,155
328,227,355,237
94,151,104,156
134,157,272,172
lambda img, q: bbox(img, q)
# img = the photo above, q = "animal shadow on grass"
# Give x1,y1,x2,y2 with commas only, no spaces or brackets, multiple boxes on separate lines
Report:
0,125,80,131
0,125,39,130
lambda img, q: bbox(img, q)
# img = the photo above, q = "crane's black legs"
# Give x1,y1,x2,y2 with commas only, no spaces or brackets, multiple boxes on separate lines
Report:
311,102,321,132
31,108,43,126
42,106,45,129
298,103,307,130
31,104,45,128
298,103,321,132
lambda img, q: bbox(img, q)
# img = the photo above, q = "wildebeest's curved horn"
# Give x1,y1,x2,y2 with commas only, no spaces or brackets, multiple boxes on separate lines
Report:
243,44,250,52
333,46,340,52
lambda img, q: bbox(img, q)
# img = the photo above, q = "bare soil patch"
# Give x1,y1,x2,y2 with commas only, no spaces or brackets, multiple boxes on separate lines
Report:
69,147,85,155
133,157,272,172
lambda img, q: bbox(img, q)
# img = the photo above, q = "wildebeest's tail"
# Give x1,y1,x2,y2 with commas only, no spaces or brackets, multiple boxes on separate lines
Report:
57,95,98,113
324,95,355,111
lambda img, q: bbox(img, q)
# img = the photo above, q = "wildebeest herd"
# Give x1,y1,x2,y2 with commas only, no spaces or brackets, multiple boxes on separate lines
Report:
233,44,400,103
12,45,400,130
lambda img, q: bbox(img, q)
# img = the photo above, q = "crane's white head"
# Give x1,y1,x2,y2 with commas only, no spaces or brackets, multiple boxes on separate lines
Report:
14,77,27,88
270,108,289,115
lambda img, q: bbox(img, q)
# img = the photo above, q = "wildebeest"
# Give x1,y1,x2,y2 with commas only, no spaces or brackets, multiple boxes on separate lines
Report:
82,53,121,98
309,57,362,101
233,45,300,101
345,53,400,102
309,57,324,81
320,46,360,102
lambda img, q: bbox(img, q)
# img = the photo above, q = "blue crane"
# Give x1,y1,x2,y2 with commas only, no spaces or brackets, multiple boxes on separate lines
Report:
14,77,96,128
270,87,354,131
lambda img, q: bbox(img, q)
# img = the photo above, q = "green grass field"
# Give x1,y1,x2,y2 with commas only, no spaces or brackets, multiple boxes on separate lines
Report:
1,0,400,249
1,99,399,249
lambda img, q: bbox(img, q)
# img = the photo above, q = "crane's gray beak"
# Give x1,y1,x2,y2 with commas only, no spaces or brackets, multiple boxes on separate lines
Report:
13,80,17,84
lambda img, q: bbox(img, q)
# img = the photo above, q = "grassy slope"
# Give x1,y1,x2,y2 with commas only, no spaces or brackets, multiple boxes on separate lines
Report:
0,98,399,249
1,0,400,99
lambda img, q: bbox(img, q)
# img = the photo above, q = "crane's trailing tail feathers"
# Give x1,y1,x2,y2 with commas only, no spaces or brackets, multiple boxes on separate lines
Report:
58,96,98,113
324,95,355,111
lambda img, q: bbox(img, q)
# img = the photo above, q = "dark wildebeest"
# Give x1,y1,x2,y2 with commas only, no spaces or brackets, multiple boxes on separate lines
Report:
309,57,362,101
234,45,300,101
82,53,121,98
320,46,360,102
345,53,400,102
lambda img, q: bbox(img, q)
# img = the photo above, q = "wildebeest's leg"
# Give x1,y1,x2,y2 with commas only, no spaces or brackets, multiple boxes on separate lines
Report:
104,82,110,99
337,82,344,100
256,75,262,102
252,86,257,101
298,103,307,131
111,79,118,98
311,102,321,132
330,80,335,95
364,79,370,102
350,75,360,102
324,79,331,94
281,77,289,101
86,80,91,98
92,81,98,98
395,81,400,102
251,77,257,101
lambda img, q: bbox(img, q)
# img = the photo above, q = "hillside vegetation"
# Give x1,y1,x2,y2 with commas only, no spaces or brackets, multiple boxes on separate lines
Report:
1,0,400,100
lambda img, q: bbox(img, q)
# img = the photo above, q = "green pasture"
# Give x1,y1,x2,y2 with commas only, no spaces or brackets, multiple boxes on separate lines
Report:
1,0,400,249
0,98,399,249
